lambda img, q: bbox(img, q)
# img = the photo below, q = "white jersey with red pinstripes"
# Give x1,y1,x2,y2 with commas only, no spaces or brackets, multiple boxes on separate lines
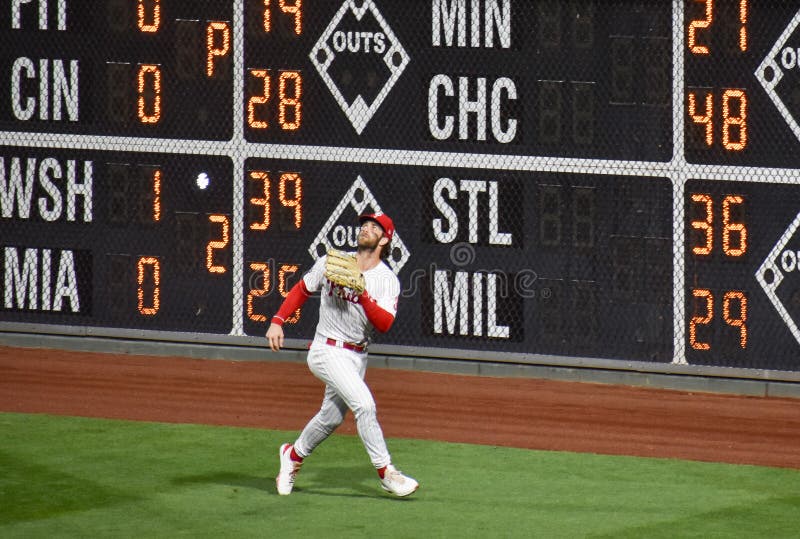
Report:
303,254,400,344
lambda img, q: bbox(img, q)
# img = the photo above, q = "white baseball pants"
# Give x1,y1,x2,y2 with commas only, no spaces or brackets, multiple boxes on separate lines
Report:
293,341,392,469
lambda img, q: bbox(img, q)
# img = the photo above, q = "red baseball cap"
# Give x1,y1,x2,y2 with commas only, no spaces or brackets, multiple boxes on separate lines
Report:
359,212,394,241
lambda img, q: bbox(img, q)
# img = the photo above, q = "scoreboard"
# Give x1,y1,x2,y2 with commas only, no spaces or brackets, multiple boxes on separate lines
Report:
1,1,233,139
242,1,671,160
2,0,800,375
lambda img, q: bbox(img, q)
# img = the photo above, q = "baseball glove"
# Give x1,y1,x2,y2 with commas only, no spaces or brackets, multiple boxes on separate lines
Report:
325,249,366,294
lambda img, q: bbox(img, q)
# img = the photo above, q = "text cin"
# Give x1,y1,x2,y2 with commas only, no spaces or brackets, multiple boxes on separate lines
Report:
11,57,79,121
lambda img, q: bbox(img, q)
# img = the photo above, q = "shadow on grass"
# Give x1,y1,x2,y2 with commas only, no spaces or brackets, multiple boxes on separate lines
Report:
172,472,272,493
0,451,138,524
172,464,416,501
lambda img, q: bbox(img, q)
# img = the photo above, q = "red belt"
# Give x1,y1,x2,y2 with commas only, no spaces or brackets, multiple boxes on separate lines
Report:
325,338,367,353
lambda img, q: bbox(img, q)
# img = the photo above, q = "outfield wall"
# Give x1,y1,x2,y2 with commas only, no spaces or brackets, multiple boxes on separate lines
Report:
2,1,800,384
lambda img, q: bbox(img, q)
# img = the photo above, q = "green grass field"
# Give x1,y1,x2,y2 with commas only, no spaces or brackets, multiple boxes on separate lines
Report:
1,412,798,538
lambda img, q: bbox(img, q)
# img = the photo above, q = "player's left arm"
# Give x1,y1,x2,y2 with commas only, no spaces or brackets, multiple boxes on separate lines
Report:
359,291,395,333
359,274,400,333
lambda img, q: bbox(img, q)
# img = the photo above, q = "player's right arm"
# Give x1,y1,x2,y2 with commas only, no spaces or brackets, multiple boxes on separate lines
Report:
266,280,311,351
266,257,326,351
266,323,285,352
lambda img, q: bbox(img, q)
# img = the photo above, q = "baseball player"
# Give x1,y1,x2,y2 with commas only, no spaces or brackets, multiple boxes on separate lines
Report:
267,212,419,497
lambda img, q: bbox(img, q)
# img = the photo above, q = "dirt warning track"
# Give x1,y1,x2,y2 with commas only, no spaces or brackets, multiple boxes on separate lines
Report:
1,346,798,469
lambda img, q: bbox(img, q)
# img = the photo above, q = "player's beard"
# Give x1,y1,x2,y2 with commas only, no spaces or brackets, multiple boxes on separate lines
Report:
357,231,381,253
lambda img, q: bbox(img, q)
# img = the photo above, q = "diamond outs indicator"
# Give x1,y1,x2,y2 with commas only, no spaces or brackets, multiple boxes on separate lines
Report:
309,175,410,275
756,211,800,347
310,0,410,134
755,9,800,142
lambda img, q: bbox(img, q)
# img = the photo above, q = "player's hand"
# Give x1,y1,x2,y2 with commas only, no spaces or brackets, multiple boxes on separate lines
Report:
266,323,284,352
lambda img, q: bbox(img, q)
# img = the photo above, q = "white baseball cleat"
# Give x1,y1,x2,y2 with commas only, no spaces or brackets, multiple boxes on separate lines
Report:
276,443,302,495
380,464,419,497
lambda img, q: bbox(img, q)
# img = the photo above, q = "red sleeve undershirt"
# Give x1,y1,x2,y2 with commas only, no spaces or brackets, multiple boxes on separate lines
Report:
359,290,395,333
271,280,311,326
271,282,395,333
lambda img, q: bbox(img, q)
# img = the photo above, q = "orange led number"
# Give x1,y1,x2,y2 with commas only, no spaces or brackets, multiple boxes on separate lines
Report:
206,22,231,78
722,195,747,256
137,0,161,33
281,0,303,35
279,264,301,323
279,173,303,229
249,171,271,230
152,169,161,222
137,256,160,316
722,89,747,151
690,194,747,258
739,0,748,52
688,0,747,54
263,0,271,32
688,92,713,147
691,194,713,256
279,71,303,130
263,0,303,35
248,69,270,129
137,64,161,124
247,70,303,130
248,171,304,230
723,291,748,348
688,90,747,151
690,289,748,351
247,262,271,322
689,288,713,350
207,214,230,274
688,0,712,55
